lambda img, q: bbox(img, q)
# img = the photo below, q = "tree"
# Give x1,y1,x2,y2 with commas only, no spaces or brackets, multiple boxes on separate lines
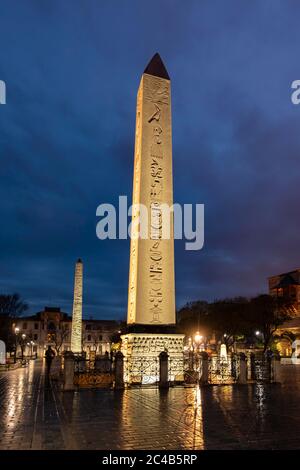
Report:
177,301,210,337
247,294,293,352
51,324,69,355
209,297,249,348
0,293,28,352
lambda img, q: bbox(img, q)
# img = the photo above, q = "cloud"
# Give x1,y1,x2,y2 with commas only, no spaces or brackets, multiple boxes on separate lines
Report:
0,1,300,317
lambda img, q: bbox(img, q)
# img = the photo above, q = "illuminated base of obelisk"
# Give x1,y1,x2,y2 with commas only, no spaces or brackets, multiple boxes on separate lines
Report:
121,333,185,385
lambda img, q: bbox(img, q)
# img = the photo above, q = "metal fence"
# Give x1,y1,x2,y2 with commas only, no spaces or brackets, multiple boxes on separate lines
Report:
123,355,160,385
74,356,114,388
70,352,274,388
182,353,239,385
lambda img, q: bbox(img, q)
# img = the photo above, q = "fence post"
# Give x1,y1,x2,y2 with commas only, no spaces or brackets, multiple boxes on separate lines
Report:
271,356,281,383
159,351,169,388
250,352,256,380
200,351,209,385
238,352,247,384
63,351,75,391
231,353,237,378
115,351,124,389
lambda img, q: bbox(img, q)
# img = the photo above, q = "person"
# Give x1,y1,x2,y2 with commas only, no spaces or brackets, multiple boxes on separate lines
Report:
45,346,55,375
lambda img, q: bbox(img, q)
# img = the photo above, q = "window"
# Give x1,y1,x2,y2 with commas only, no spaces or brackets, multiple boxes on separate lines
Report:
48,322,56,331
34,323,38,330
99,335,103,341
87,334,91,341
23,322,27,330
33,334,38,340
86,324,91,330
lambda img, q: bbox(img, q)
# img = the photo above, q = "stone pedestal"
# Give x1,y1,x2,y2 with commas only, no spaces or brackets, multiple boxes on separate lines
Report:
115,351,125,389
63,351,75,391
121,333,184,385
199,351,208,385
238,353,247,384
159,351,169,388
271,357,281,383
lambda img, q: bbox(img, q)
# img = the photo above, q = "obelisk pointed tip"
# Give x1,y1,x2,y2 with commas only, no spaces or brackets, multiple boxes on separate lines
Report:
77,258,82,264
144,53,170,80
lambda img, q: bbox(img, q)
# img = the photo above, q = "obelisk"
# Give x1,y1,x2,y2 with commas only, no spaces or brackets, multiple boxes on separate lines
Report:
127,53,175,327
70,258,83,353
122,54,184,385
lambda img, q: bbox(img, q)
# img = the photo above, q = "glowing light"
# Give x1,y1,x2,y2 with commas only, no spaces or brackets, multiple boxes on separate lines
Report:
194,332,203,343
220,343,227,363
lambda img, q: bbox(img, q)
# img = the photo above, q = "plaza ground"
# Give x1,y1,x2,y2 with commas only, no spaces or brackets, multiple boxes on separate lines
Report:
1,360,300,450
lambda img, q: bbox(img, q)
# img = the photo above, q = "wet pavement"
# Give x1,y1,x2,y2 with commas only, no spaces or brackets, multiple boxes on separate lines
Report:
1,359,300,450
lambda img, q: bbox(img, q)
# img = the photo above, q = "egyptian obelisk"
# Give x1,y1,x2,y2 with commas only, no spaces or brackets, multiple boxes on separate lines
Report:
122,54,184,385
70,258,83,353
127,53,175,327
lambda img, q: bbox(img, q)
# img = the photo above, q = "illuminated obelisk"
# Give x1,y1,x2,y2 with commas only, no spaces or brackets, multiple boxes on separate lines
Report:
70,258,83,353
127,53,175,326
122,54,184,384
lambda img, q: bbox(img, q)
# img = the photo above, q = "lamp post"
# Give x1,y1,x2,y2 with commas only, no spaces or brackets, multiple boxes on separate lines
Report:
14,327,19,363
194,332,203,374
194,332,203,346
187,337,193,370
21,334,26,361
255,330,265,353
30,341,34,359
255,330,263,343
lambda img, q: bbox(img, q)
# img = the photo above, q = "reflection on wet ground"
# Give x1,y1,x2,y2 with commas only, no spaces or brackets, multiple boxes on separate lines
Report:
1,360,300,449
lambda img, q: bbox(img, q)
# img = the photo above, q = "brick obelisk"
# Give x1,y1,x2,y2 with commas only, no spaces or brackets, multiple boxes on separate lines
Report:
70,258,83,353
122,54,184,384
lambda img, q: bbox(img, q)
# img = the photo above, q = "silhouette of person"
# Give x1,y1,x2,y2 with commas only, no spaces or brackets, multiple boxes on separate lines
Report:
45,346,55,375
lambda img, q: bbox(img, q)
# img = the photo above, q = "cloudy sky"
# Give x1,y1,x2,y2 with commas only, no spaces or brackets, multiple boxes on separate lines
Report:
1,0,300,319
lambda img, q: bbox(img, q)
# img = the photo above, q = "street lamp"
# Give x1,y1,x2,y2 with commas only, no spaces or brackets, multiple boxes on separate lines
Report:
193,332,203,375
21,334,26,361
30,341,34,358
14,327,20,363
194,332,203,345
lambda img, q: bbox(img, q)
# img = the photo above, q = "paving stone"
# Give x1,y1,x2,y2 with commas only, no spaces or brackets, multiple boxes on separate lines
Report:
1,360,300,449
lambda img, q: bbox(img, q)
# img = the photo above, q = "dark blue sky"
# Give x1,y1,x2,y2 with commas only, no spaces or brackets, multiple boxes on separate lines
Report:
1,0,300,319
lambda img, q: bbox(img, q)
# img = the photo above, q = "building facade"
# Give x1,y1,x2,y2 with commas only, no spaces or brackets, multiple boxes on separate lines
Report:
269,269,300,316
12,306,121,358
269,269,300,356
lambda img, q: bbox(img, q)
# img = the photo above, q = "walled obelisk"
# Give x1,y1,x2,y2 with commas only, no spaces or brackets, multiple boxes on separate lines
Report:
70,258,83,353
127,53,175,327
122,54,184,385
